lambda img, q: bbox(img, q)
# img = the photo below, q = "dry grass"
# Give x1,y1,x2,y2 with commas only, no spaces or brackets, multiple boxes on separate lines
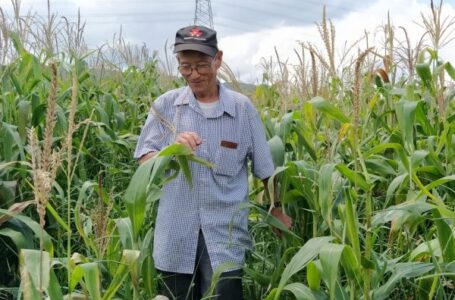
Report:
30,62,61,232
292,44,310,99
353,48,373,130
90,176,113,258
419,0,455,117
309,45,318,97
420,0,455,50
28,62,62,293
317,6,336,78
396,26,427,80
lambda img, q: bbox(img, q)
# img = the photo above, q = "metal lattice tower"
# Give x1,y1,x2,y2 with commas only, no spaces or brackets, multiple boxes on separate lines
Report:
194,0,214,29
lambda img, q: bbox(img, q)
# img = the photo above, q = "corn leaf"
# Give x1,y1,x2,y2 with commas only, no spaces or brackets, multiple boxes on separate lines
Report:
20,249,50,299
336,164,370,191
274,236,333,300
343,188,361,262
48,269,63,300
373,263,434,300
115,218,134,250
416,63,434,92
103,250,140,300
320,243,345,300
124,158,154,240
432,209,455,263
307,261,321,291
444,62,455,80
283,282,326,300
395,100,420,152
309,97,350,123
76,263,101,300
0,209,53,255
319,164,336,227
268,135,285,167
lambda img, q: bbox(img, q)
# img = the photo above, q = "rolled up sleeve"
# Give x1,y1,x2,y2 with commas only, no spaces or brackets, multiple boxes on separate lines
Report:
247,105,275,179
134,100,170,160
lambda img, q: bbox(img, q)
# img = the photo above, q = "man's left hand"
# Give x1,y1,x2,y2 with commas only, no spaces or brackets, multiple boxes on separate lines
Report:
270,207,293,237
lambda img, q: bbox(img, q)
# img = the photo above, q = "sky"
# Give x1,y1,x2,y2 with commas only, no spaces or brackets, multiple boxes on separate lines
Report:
1,0,455,83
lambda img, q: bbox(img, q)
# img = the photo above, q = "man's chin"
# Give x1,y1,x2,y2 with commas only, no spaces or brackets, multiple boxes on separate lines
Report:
189,83,205,91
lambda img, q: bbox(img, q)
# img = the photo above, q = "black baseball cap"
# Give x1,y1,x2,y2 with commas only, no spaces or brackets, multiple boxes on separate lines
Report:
173,25,218,57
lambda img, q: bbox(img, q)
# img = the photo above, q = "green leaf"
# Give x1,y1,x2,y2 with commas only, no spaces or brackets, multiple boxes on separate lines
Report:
374,263,434,300
176,155,192,188
307,261,321,291
0,209,53,255
274,236,333,300
385,174,409,207
410,239,441,261
159,143,192,156
204,262,240,298
365,143,409,170
309,97,350,123
115,218,134,249
0,227,29,249
416,63,434,92
432,209,455,263
48,269,63,300
395,100,420,152
20,249,50,298
372,201,433,228
343,188,361,263
75,181,98,253
336,164,370,191
74,263,101,300
1,122,25,161
268,135,285,167
10,73,23,95
244,267,271,287
416,175,455,199
319,164,336,227
187,154,214,168
295,130,317,161
320,243,345,300
69,264,84,291
444,62,455,80
74,199,96,254
124,158,154,240
267,166,288,209
283,282,326,300
340,245,362,285
10,31,24,54
103,250,140,300
17,100,31,143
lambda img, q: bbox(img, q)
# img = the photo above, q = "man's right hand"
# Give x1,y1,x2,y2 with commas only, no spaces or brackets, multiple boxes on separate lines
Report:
175,131,202,151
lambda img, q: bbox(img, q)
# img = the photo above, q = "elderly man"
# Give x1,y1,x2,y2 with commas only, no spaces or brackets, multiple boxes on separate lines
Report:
134,25,291,300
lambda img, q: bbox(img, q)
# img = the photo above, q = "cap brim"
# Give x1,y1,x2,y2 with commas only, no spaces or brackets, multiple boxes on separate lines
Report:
173,44,218,57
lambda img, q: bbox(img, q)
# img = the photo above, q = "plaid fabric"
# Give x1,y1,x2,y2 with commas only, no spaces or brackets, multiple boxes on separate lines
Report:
134,84,274,274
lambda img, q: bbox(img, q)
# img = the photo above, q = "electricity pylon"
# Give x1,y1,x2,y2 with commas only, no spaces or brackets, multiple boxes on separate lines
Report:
194,0,214,29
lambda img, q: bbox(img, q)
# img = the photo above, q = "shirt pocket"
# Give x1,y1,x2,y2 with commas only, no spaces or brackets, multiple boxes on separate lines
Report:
213,146,239,176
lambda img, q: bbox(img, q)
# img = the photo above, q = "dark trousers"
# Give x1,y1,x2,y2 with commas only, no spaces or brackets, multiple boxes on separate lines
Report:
158,231,243,300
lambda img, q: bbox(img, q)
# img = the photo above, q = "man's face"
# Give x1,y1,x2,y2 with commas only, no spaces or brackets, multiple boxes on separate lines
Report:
177,51,221,96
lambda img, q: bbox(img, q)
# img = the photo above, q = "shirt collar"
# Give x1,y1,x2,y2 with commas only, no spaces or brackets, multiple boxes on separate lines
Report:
173,84,236,118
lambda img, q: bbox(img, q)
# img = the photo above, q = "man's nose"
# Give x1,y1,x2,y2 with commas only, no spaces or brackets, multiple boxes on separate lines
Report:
188,69,201,78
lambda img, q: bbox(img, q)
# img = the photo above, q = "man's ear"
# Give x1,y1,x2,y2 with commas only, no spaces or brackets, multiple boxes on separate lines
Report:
215,51,223,68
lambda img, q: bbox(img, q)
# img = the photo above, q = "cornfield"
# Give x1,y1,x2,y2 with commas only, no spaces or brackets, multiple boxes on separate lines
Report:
1,0,455,299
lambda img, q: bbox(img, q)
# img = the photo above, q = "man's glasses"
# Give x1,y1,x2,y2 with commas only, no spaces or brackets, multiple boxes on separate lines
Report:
177,57,215,76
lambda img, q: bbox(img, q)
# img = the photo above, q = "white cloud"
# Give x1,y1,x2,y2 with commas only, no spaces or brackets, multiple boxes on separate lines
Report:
1,0,454,83
220,0,455,82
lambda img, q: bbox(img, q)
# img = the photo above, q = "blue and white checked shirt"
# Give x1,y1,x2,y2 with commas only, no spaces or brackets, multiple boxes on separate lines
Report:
134,84,274,274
